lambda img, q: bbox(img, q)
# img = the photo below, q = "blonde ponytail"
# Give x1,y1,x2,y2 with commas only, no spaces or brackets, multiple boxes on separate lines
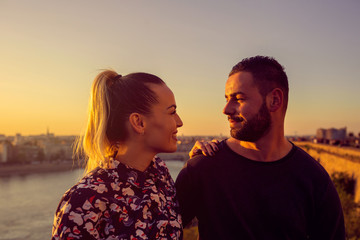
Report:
75,70,118,174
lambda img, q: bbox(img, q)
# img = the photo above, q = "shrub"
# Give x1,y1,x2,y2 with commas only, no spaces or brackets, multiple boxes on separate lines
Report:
331,171,360,239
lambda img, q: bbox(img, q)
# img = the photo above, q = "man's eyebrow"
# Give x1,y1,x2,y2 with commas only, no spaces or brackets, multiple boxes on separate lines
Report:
167,104,177,110
225,92,245,98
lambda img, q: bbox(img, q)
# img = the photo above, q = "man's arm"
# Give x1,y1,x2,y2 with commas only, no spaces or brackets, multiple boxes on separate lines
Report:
175,164,197,227
311,180,346,239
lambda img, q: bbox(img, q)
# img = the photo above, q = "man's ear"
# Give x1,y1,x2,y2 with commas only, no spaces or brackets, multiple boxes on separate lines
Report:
267,88,283,112
128,113,145,135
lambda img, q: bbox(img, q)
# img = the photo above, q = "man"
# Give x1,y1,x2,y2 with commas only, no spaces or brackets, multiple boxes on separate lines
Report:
175,56,345,239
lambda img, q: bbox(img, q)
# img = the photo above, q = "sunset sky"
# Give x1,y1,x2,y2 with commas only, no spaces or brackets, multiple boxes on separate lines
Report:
1,0,360,137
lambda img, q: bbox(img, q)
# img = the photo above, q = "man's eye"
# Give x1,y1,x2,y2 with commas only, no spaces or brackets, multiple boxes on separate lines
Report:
171,110,177,115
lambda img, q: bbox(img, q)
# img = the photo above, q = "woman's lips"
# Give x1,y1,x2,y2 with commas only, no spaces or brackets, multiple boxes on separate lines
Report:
172,131,178,141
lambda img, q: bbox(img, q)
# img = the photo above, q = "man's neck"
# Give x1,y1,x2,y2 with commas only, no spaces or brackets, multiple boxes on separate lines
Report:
226,134,292,162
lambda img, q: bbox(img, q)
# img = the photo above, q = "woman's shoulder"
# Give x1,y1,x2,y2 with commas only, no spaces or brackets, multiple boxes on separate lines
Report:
153,156,171,174
152,156,176,185
52,170,118,239
61,169,116,204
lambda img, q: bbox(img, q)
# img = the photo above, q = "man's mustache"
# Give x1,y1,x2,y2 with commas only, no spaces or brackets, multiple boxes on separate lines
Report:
228,116,244,122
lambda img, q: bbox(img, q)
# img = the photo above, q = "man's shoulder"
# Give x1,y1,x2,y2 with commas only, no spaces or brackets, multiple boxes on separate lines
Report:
186,139,229,167
291,143,331,179
292,144,320,165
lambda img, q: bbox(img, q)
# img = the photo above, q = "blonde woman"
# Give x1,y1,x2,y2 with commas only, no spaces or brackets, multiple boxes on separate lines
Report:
52,71,183,239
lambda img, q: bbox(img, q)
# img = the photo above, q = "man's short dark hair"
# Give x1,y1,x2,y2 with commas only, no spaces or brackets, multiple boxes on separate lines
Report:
229,56,289,111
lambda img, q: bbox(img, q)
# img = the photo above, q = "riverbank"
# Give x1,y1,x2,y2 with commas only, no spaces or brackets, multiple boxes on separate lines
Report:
0,153,187,177
0,161,82,177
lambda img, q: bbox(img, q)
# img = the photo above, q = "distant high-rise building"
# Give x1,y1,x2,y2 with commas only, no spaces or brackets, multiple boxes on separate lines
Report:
316,127,346,144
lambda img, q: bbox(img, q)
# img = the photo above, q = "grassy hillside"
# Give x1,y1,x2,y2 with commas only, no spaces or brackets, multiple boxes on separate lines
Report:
295,141,360,202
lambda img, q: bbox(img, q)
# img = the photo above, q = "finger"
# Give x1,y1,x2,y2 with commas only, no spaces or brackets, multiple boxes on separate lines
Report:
208,142,219,151
194,148,202,156
189,142,209,157
189,144,203,158
201,142,215,156
189,140,219,158
196,141,209,155
202,141,218,152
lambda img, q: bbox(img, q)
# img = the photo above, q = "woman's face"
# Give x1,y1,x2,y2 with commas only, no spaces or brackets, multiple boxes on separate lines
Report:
143,84,183,153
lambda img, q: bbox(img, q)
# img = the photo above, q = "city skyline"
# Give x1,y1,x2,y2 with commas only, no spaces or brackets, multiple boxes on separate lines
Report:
1,126,357,138
1,0,360,136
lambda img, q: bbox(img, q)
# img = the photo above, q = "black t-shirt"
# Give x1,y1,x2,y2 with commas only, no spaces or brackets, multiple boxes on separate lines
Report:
175,140,345,240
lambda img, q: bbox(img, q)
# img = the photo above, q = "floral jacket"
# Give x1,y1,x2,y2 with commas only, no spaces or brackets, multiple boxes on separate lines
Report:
51,157,182,240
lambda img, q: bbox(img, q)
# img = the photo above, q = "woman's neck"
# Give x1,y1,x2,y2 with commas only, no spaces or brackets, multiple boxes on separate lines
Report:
115,140,156,172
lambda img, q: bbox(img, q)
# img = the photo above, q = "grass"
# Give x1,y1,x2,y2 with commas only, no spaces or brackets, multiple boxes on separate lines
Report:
183,226,199,240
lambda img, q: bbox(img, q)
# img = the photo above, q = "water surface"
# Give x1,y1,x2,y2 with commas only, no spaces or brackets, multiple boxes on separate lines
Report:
0,160,184,240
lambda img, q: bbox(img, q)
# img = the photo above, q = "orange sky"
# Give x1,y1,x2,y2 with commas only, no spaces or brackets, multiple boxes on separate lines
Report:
1,0,360,137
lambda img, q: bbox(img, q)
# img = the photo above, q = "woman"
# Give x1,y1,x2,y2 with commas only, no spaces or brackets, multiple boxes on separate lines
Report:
52,70,183,240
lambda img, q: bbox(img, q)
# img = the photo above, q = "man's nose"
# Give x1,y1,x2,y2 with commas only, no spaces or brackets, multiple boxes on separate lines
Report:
223,101,234,116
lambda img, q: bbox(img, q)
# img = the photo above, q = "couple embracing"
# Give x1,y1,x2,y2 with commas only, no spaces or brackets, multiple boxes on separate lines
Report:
52,56,345,240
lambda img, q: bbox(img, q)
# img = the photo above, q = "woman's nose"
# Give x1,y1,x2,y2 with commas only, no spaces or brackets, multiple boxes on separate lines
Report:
176,114,183,128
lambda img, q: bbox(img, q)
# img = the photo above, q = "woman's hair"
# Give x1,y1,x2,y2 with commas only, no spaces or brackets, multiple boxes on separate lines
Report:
75,70,165,173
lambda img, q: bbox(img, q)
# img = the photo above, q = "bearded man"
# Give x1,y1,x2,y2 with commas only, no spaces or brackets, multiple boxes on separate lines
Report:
175,56,345,240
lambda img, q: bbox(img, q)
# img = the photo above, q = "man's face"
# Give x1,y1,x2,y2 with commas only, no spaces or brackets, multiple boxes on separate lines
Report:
223,71,271,142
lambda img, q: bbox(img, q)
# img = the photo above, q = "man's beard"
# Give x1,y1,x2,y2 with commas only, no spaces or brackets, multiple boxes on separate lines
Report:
229,101,271,142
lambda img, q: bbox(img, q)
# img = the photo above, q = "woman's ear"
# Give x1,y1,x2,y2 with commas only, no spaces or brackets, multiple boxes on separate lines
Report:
128,113,145,135
267,88,283,112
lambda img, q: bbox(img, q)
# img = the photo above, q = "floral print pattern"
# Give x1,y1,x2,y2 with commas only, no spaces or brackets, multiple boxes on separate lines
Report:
52,156,182,240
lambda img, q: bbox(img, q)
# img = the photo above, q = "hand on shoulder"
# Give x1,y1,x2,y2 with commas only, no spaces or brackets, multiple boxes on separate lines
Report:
189,139,220,158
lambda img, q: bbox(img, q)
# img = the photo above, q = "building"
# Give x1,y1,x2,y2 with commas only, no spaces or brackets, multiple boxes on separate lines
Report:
315,127,347,145
14,144,42,163
0,141,13,163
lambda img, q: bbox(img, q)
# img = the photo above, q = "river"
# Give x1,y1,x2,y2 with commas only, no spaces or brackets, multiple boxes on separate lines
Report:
0,160,185,240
